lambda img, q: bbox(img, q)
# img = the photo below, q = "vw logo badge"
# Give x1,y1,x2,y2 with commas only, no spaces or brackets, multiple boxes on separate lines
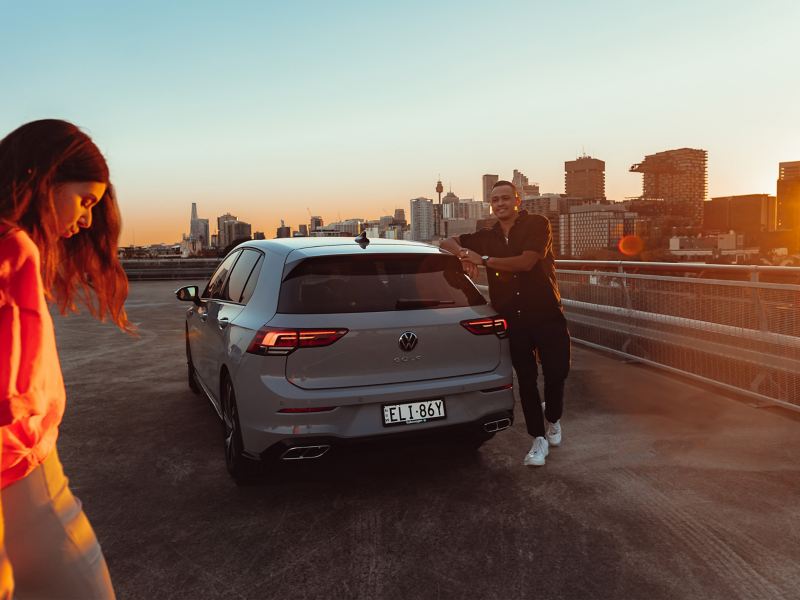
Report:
398,331,418,352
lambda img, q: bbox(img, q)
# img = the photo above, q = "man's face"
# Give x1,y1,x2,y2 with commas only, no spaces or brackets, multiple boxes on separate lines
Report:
490,184,520,220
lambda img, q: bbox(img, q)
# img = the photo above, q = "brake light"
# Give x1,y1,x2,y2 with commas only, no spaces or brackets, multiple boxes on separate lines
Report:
247,327,348,355
460,316,508,338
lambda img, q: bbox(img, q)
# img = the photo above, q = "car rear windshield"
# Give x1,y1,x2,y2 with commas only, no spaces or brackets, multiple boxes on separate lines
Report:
278,253,486,314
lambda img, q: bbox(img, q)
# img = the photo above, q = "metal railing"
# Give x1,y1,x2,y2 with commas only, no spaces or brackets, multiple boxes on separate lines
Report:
122,258,221,281
555,261,800,412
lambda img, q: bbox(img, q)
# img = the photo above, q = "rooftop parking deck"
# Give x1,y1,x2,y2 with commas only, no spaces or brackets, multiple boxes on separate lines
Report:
52,280,800,600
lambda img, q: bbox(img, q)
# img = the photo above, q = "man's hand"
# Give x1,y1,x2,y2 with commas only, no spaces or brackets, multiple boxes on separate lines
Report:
458,248,483,266
460,259,478,279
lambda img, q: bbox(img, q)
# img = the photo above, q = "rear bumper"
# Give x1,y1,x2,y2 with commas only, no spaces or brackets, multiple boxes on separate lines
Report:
257,409,515,462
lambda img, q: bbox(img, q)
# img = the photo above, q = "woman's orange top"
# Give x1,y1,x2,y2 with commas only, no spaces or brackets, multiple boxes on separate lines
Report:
0,225,65,489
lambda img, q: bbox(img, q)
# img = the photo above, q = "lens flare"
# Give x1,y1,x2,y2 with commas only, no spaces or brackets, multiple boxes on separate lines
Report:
618,235,644,256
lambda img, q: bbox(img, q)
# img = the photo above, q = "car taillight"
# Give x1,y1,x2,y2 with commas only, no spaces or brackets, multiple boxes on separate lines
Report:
460,316,508,338
247,327,348,356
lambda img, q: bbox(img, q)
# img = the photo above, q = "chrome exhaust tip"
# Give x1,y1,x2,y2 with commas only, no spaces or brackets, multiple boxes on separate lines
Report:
280,445,331,460
483,418,511,433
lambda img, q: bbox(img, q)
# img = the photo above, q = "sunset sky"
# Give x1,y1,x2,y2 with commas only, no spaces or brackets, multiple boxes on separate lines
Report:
2,1,798,245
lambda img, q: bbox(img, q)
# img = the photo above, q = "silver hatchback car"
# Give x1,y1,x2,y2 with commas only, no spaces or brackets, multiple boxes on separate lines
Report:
177,236,514,481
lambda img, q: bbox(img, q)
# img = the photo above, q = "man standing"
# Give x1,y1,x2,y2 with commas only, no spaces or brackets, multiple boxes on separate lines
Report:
440,180,570,466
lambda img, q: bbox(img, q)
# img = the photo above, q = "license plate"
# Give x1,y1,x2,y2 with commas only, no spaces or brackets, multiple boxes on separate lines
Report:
382,399,446,426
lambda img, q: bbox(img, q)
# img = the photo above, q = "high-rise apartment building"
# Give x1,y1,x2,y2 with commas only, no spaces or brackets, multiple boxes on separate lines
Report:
216,213,238,248
410,197,435,242
393,208,407,226
777,161,800,233
224,220,251,245
630,148,707,225
482,174,499,204
565,155,605,200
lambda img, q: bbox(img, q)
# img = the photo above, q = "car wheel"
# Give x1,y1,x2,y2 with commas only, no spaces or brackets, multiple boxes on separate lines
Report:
186,330,201,394
221,376,258,483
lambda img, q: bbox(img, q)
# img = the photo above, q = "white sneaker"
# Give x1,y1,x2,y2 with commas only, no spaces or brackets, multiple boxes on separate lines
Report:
546,420,562,447
523,436,549,466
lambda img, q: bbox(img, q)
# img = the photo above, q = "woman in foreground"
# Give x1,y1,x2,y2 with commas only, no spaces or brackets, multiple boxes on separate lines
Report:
0,119,129,599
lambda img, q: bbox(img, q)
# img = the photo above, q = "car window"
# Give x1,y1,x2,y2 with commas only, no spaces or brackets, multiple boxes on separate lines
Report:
224,249,262,303
278,253,486,314
203,251,241,299
239,255,264,305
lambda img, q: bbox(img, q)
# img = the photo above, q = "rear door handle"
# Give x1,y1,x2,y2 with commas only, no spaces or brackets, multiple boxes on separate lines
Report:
218,317,230,330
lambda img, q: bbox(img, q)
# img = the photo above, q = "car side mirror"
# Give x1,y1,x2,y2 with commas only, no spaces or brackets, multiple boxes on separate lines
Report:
175,285,201,306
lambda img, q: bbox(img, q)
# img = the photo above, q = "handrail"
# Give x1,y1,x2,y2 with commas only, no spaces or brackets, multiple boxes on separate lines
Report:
555,260,800,276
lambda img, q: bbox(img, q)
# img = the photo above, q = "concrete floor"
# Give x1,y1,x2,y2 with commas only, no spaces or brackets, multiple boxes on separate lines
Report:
51,281,800,600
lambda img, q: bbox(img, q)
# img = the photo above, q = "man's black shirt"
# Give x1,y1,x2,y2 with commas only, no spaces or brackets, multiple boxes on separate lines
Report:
459,210,563,323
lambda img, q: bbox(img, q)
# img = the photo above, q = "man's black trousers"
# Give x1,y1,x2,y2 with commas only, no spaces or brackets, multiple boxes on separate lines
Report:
508,316,571,438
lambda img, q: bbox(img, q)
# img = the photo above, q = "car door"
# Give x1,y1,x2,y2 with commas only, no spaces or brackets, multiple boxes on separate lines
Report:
204,248,263,397
193,250,241,396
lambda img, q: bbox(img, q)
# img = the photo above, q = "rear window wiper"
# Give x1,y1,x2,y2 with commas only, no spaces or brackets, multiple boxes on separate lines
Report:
395,299,456,309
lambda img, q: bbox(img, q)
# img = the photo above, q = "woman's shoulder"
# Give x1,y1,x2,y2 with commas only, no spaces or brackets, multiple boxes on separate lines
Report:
0,226,42,308
0,225,40,268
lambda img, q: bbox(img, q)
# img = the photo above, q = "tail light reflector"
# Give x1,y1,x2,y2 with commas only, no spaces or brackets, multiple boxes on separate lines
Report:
460,316,508,338
481,383,513,393
278,407,336,413
247,327,348,356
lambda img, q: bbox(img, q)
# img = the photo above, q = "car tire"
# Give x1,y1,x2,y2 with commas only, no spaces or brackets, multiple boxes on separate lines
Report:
186,330,201,394
221,376,259,484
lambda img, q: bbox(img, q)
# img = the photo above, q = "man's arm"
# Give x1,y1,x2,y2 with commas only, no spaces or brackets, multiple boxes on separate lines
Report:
439,236,463,256
440,235,482,279
461,248,540,272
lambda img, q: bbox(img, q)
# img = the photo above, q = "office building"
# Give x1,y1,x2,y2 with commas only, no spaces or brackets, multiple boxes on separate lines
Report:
559,204,638,258
482,174,499,203
393,208,407,226
565,155,605,200
310,216,324,232
189,203,210,248
630,148,707,224
223,219,251,245
298,224,309,237
216,213,238,248
704,194,777,237
276,220,291,238
777,161,800,232
410,197,435,242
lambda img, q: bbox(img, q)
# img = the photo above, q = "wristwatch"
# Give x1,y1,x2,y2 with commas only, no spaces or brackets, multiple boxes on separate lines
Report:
481,255,489,266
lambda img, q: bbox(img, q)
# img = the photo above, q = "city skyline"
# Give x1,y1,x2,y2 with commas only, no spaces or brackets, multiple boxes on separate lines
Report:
2,1,798,245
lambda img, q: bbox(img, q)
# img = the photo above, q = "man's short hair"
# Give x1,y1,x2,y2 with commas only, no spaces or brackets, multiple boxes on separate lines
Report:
491,180,520,200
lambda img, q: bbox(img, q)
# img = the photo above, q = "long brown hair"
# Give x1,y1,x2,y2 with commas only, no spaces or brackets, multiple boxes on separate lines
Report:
0,119,131,331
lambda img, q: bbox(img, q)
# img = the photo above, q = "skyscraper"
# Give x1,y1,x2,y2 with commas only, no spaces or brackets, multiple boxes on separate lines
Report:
217,213,238,248
189,203,209,248
410,197,435,242
630,148,707,225
565,155,605,200
482,174,498,204
777,160,800,232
